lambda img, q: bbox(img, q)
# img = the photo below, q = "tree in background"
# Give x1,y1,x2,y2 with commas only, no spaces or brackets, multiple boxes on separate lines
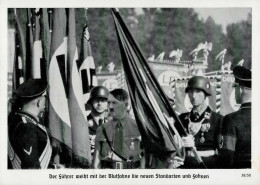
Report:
8,8,252,72
203,16,226,72
225,13,252,69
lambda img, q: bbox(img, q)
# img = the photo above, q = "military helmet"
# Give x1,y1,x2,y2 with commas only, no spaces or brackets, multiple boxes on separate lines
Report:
185,76,211,96
88,86,109,104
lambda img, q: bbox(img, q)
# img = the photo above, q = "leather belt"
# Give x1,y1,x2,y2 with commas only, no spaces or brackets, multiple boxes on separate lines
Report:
101,160,140,169
187,150,217,157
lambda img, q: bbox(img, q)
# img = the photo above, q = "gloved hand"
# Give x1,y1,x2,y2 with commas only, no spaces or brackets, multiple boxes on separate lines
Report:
182,134,195,147
170,156,184,168
53,163,65,169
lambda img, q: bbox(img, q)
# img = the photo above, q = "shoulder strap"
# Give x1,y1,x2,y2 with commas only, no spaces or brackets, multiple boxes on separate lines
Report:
101,125,127,161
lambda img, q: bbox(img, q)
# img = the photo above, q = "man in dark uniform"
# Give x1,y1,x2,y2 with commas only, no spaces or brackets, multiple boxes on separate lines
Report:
86,86,109,163
8,79,53,169
93,89,145,169
178,76,223,168
219,66,251,168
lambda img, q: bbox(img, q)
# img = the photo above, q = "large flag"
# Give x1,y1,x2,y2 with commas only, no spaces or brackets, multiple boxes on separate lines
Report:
79,9,97,114
111,9,187,161
67,8,91,168
48,9,72,165
13,9,26,91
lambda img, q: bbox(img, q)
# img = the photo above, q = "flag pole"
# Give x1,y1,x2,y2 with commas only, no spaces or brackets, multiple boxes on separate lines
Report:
111,8,206,168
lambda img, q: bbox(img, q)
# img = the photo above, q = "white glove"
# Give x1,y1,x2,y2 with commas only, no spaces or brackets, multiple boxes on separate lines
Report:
182,134,195,147
171,156,184,168
53,163,65,169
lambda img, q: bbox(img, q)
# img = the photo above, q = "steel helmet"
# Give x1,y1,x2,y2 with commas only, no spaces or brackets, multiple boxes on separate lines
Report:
88,86,109,104
185,76,211,96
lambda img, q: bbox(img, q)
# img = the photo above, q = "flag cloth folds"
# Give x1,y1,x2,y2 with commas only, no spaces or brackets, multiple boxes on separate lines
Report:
111,9,185,159
13,9,26,91
48,8,72,162
79,9,98,114
32,8,44,79
25,8,34,80
67,8,91,168
40,8,51,80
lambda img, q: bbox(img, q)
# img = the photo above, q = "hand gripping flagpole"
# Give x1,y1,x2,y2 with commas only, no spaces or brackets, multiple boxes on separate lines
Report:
111,8,206,168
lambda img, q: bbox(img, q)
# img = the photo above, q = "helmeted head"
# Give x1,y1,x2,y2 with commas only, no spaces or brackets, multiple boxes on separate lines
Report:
185,76,211,96
88,86,109,114
185,76,211,108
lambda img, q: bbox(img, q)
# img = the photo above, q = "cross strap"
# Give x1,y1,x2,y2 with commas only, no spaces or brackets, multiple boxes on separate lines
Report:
101,125,128,161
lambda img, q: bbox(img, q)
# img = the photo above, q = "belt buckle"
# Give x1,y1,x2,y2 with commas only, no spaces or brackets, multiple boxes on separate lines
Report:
115,162,122,169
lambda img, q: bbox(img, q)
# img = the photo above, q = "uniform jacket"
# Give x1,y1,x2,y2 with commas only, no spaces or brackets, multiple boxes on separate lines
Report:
178,107,223,168
87,114,107,156
8,111,52,169
94,114,142,167
219,102,251,168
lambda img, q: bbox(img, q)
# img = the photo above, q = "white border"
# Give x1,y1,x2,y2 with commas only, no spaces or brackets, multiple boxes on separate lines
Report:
0,0,260,185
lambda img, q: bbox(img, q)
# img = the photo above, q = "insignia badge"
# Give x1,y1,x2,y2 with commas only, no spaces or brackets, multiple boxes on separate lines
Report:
23,146,32,155
130,138,135,150
88,120,93,127
218,136,223,149
200,136,205,143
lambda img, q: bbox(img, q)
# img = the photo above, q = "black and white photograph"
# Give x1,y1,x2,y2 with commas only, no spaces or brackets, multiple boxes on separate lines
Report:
1,0,260,185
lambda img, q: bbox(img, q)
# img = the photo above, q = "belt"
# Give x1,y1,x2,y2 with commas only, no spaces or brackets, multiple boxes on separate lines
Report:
101,160,140,169
187,150,217,157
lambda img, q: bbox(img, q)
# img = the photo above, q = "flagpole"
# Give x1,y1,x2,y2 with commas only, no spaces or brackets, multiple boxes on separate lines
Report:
111,8,207,168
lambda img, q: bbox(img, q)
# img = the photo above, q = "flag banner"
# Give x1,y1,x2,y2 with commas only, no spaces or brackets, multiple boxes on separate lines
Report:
79,10,97,114
48,8,72,153
174,77,217,114
220,73,240,116
13,9,26,91
111,9,186,160
32,8,43,79
25,8,34,80
67,8,91,168
40,8,51,80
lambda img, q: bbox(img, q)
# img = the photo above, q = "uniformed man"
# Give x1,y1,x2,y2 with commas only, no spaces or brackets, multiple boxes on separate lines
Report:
8,79,53,169
178,76,223,168
93,89,145,169
86,86,109,162
218,66,251,168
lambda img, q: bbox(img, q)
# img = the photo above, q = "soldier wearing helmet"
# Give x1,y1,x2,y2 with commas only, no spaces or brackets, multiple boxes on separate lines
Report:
87,86,109,161
178,76,223,168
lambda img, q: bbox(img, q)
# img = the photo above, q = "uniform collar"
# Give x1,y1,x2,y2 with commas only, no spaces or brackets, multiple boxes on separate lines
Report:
17,111,40,125
240,102,251,109
190,106,211,122
112,114,129,128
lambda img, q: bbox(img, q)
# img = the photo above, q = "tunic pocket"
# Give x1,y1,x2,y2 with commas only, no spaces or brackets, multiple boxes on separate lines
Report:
100,138,110,157
123,136,142,158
